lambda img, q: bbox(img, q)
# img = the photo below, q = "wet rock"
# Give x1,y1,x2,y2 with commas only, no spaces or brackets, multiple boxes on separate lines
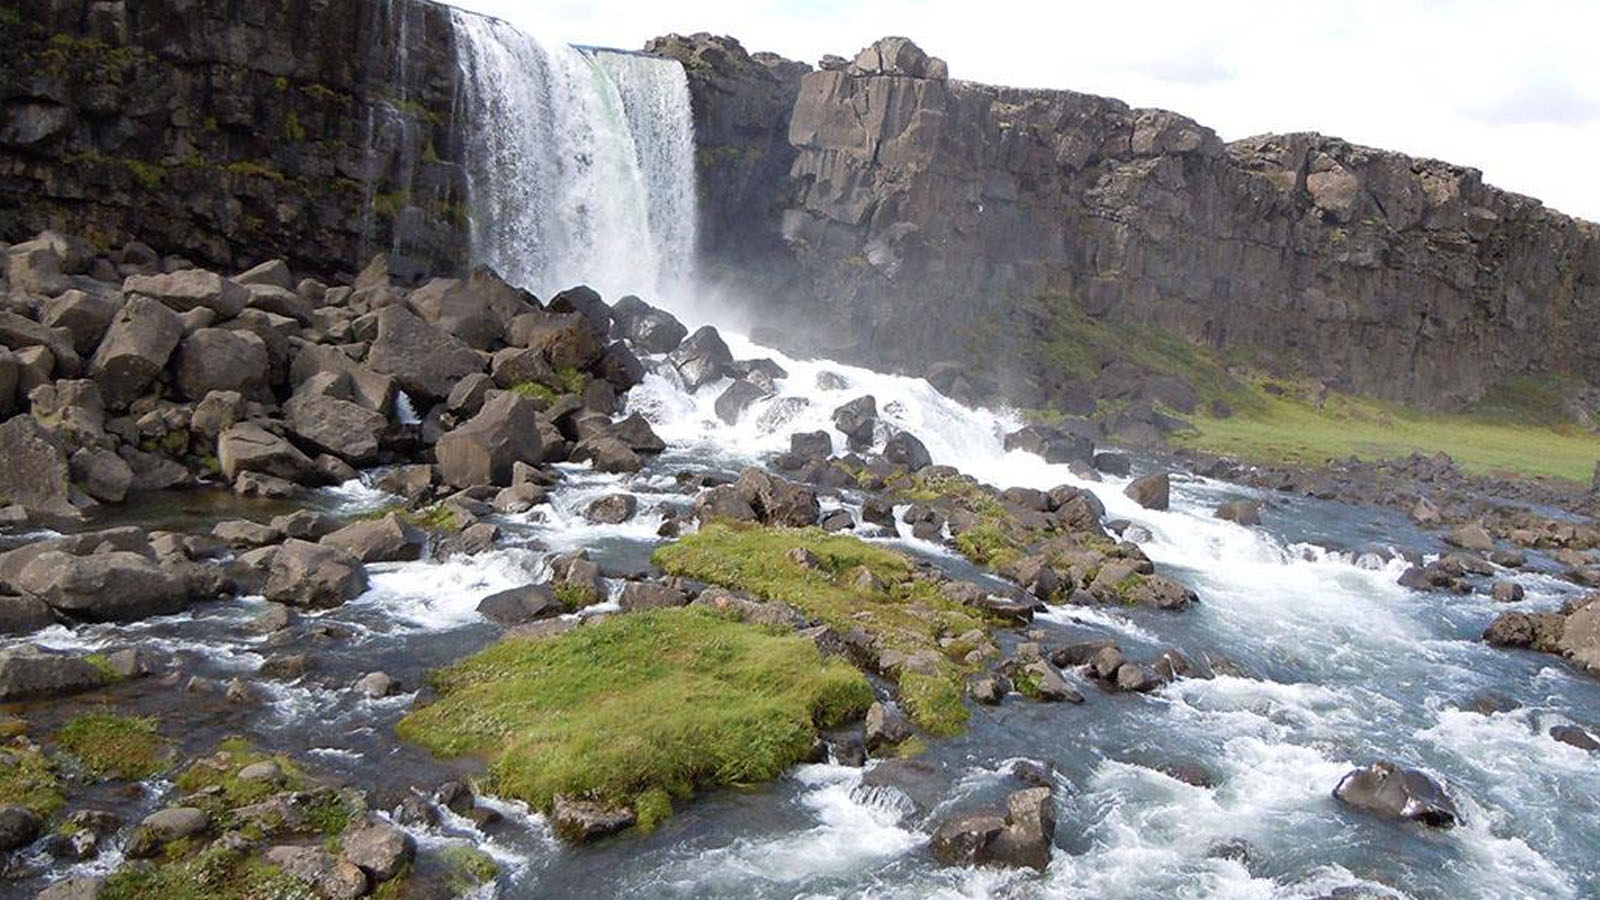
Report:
141,806,210,842
585,493,638,524
883,430,933,471
1018,660,1084,703
832,395,877,451
264,845,368,900
969,672,1010,705
212,519,282,549
550,795,636,844
570,436,642,473
618,581,690,611
1123,472,1171,510
0,804,42,851
1489,548,1528,569
1490,580,1524,603
437,391,544,488
1558,597,1600,675
1446,521,1495,552
1113,662,1163,693
320,514,425,563
263,539,368,609
820,509,855,532
791,430,833,458
987,786,1057,870
1333,762,1459,827
477,584,564,626
88,295,182,409
669,325,733,392
735,467,820,527
929,812,1007,866
714,378,771,424
1092,451,1132,476
611,295,688,353
259,653,313,680
1550,724,1600,752
1004,424,1094,465
341,817,415,882
864,701,914,753
18,551,189,622
1214,499,1260,526
1483,610,1565,652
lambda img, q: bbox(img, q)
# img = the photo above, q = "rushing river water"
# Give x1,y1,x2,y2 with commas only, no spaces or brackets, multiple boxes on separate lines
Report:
9,10,1600,899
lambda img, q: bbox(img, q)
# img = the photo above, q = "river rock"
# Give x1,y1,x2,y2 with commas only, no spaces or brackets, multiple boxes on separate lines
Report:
929,812,1007,866
522,311,605,370
284,377,388,464
1123,472,1171,510
1214,499,1260,526
735,468,820,527
478,584,562,625
437,392,544,488
341,817,414,882
17,551,189,621
585,493,638,524
832,395,877,450
1558,597,1600,675
864,701,913,753
88,295,182,409
0,415,74,518
611,295,688,353
1483,610,1565,652
883,430,933,471
1490,580,1524,603
550,795,636,844
669,325,733,392
1550,724,1600,752
1447,521,1495,552
0,645,106,700
714,377,770,424
218,423,314,483
987,786,1057,870
263,540,368,609
320,514,425,563
264,845,368,900
0,804,42,852
618,581,690,611
1333,762,1459,827
140,807,210,841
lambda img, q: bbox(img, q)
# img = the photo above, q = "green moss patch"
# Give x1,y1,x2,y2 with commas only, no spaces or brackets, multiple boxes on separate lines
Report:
0,739,64,817
56,712,170,781
397,606,870,823
653,524,985,734
99,847,306,900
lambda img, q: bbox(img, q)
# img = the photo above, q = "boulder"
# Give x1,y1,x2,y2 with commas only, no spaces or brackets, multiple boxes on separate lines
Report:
41,291,117,354
714,378,770,425
569,436,641,473
1214,499,1260,526
365,305,483,400
1490,581,1524,603
611,295,688,353
320,514,425,563
1123,472,1171,511
791,430,833,457
436,392,544,488
263,540,368,609
218,423,314,483
929,813,1007,866
69,447,133,504
736,468,820,527
284,380,388,464
550,795,636,844
1447,521,1495,553
864,701,913,753
618,581,690,611
585,493,638,524
832,395,877,451
1550,724,1600,752
17,551,190,621
264,845,368,900
235,259,295,290
478,584,563,625
340,818,414,882
289,344,396,414
89,295,182,409
140,807,210,841
987,787,1056,870
693,484,758,524
0,804,42,852
407,277,504,349
1559,597,1600,674
5,240,68,296
173,327,269,400
124,269,247,317
1333,762,1459,827
0,645,107,701
520,312,605,370
1483,610,1565,652
0,416,74,518
883,430,933,471
668,325,733,392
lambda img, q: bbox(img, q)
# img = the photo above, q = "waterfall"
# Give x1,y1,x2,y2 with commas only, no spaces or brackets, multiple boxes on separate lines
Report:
450,12,698,304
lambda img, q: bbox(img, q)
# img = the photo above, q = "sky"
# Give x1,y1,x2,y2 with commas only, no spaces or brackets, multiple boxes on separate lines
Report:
450,0,1600,223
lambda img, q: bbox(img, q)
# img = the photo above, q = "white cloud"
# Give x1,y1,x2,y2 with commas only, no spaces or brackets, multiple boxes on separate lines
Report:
448,0,1600,221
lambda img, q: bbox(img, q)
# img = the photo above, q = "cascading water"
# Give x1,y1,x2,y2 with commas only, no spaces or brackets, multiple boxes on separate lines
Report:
451,12,698,303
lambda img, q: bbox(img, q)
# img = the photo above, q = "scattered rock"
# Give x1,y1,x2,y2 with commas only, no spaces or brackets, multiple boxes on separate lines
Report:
436,391,544,488
832,395,877,451
1333,762,1459,827
1123,472,1171,510
341,817,415,882
1213,499,1260,526
550,795,636,844
585,493,638,524
263,539,368,609
320,514,425,563
477,584,563,626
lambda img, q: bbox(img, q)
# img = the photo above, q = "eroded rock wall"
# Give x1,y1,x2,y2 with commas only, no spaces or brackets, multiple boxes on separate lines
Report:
0,0,470,280
664,35,1600,409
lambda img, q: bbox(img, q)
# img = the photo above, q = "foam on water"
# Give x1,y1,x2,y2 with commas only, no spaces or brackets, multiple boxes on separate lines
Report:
351,548,543,632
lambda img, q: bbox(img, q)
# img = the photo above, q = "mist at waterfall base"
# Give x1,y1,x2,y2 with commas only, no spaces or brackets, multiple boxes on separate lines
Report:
12,13,1597,900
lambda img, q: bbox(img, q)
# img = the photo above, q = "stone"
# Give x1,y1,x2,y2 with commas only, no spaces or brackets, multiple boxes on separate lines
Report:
408,277,505,349
791,430,833,457
1447,521,1495,552
89,295,182,409
864,701,913,752
34,877,104,900
365,305,484,400
264,845,368,900
570,436,641,473
285,387,387,464
929,813,1007,866
832,395,877,450
69,447,133,503
0,645,108,700
235,258,295,290
1123,472,1171,510
17,551,189,621
618,581,690,611
478,584,563,625
124,269,247,317
550,795,636,843
585,493,638,524
1550,724,1600,752
436,391,544,488
1559,598,1600,675
987,787,1057,871
1021,660,1084,702
321,514,425,563
41,291,117,354
883,430,932,471
218,423,314,483
520,311,605,370
263,539,368,609
714,378,771,424
212,519,283,548
1214,499,1260,526
0,415,74,518
1483,610,1565,652
140,807,210,841
0,804,42,851
669,324,734,392
173,328,269,400
611,295,688,353
1490,580,1524,603
1333,762,1459,827
354,671,398,698
735,467,820,527
341,818,414,881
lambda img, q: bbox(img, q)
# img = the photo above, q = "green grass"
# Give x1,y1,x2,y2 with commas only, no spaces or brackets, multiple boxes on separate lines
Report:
99,847,310,900
653,524,984,734
175,738,349,837
553,581,601,609
0,740,64,816
509,380,557,403
439,845,498,894
56,713,169,780
1177,386,1600,481
396,606,871,824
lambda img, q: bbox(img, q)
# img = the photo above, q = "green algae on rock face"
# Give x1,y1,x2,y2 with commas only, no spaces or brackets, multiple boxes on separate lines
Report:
652,523,987,735
56,712,171,781
396,606,871,823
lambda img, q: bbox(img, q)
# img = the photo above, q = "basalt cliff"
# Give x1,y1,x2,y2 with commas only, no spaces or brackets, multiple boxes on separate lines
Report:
4,3,1598,411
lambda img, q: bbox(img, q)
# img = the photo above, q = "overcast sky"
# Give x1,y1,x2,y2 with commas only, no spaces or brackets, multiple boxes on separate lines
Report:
451,0,1600,223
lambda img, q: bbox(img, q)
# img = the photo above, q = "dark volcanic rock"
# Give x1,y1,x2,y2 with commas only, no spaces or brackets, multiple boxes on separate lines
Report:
1333,762,1459,828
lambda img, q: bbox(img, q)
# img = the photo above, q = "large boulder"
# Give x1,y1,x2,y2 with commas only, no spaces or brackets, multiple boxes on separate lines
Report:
832,395,877,451
1558,597,1600,675
611,295,688,353
320,514,425,563
340,818,414,882
284,375,388,464
0,804,43,852
124,269,247,317
883,431,933,471
264,845,368,900
218,423,315,483
550,795,636,844
407,277,504,350
477,584,563,626
519,312,605,370
987,786,1057,870
1333,762,1459,827
714,378,770,425
173,328,270,400
1123,472,1171,511
263,540,368,609
289,344,396,413
0,645,107,701
41,291,118,354
17,551,191,621
0,416,74,518
365,306,483,400
89,295,182,409
669,325,733,392
735,468,819,527
435,391,544,488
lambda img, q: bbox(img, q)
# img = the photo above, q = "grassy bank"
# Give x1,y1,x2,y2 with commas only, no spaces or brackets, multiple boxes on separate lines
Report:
396,606,871,823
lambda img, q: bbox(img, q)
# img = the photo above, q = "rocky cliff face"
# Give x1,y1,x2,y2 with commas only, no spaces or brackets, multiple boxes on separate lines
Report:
663,35,1600,409
0,0,470,280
